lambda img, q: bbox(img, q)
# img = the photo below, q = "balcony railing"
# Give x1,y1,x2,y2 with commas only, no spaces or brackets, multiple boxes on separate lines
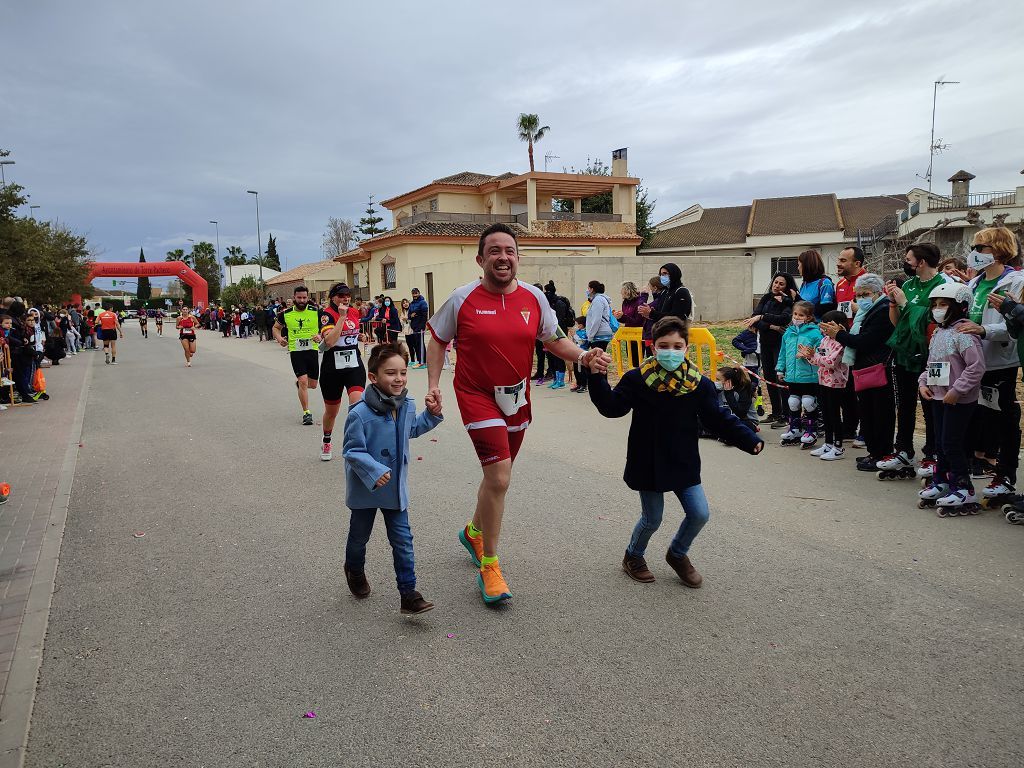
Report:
536,211,622,222
397,210,624,227
397,211,518,227
928,191,1016,211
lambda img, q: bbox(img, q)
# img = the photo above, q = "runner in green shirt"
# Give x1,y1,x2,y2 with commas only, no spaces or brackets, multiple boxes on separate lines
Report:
880,242,952,476
273,285,323,425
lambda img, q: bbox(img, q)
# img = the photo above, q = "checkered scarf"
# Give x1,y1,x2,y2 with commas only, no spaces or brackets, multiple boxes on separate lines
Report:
639,356,700,396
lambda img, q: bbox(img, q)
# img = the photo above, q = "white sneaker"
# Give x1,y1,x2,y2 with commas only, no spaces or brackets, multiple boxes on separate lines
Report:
810,443,832,457
821,446,845,461
320,442,333,461
852,436,866,448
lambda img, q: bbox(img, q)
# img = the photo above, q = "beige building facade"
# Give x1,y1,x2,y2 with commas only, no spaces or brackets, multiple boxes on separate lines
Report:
265,258,350,304
355,152,643,314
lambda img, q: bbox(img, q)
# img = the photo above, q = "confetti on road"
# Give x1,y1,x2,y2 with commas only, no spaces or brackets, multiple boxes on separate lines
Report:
132,531,146,538
446,633,454,639
417,457,423,461
302,711,317,719
430,439,438,442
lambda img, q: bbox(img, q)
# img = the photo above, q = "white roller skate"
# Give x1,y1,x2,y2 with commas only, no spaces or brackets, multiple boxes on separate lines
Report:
799,430,818,449
876,451,917,481
916,457,936,480
935,487,981,518
780,428,801,446
918,482,949,509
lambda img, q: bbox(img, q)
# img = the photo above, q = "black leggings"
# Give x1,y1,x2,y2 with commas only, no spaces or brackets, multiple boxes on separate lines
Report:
968,366,1021,482
932,400,976,487
893,363,934,458
406,333,424,364
818,385,844,446
856,376,896,459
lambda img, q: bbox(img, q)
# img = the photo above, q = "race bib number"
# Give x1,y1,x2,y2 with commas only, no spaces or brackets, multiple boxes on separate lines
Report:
296,338,312,349
494,379,528,417
980,385,1000,411
839,300,854,318
333,349,359,369
926,361,950,387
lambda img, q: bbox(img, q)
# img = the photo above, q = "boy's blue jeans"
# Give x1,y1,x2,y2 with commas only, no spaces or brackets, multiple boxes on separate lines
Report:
627,485,711,559
345,507,416,594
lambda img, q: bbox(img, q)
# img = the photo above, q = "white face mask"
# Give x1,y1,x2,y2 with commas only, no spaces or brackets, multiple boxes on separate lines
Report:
932,308,948,324
968,249,995,271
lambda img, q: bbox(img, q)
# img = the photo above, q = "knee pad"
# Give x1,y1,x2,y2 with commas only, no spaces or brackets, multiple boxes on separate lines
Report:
788,395,801,413
802,395,817,413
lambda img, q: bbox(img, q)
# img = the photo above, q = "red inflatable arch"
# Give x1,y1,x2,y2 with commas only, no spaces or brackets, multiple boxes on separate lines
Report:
77,261,209,309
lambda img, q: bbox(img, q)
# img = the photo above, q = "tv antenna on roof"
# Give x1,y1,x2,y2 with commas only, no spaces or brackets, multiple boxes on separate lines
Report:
916,78,959,192
544,152,560,172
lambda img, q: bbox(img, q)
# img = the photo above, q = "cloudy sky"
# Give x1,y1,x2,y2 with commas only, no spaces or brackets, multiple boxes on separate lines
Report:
3,0,1022,287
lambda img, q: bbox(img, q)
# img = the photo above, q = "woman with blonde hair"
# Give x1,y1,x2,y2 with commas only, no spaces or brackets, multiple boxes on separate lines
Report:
615,281,647,367
959,226,1024,498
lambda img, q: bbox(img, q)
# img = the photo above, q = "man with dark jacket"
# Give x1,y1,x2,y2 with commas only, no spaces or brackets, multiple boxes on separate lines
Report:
407,288,429,367
541,281,574,389
639,263,692,325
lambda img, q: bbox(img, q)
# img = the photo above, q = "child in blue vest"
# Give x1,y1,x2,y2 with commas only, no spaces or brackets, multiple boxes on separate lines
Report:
342,342,443,614
776,301,823,448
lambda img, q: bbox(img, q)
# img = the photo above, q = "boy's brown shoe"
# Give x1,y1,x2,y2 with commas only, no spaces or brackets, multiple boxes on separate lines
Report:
665,550,703,588
622,552,655,583
400,591,435,614
344,565,371,598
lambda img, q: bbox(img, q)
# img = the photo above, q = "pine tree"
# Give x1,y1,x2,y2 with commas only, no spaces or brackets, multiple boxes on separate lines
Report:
264,233,282,271
136,247,152,302
357,195,386,240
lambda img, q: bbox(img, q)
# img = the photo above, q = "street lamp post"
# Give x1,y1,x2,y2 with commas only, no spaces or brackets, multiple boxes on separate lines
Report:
29,205,40,219
209,220,221,290
0,160,13,187
246,190,263,282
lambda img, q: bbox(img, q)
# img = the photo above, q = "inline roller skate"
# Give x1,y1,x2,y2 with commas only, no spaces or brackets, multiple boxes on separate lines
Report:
780,419,802,447
917,480,949,509
1004,502,1024,525
935,485,981,518
916,457,936,486
876,451,917,481
980,475,1016,510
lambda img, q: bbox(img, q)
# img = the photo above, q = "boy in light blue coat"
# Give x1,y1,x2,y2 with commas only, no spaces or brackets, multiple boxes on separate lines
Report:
342,342,443,614
776,300,823,447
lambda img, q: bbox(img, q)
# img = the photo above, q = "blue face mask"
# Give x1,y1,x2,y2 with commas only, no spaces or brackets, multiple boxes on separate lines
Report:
655,348,687,371
659,275,670,287
857,296,875,312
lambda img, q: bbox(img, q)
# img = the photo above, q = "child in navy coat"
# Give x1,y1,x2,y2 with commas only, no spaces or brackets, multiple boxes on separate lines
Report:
589,317,764,588
342,342,443,614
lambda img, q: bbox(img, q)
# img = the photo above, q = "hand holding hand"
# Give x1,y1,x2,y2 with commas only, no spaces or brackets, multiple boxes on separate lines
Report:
585,348,613,373
637,305,651,318
375,471,391,488
424,391,442,416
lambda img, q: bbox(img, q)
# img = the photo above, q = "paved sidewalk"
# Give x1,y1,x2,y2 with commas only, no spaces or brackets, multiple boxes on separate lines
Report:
0,353,92,766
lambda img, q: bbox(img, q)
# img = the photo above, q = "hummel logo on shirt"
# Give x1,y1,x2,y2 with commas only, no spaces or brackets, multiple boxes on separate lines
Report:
476,309,497,315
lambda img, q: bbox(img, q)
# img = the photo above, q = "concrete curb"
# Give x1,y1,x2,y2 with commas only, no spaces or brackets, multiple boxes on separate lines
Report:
0,355,93,767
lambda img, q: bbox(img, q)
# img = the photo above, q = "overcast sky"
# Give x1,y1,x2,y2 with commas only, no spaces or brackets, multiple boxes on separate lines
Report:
3,0,1022,288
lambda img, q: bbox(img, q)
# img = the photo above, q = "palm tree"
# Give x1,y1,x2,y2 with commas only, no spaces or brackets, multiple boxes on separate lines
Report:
517,113,550,172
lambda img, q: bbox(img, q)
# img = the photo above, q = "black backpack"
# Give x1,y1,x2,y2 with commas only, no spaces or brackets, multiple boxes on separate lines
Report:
554,295,575,329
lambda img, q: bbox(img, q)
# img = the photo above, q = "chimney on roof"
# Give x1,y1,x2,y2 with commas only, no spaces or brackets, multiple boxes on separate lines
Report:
612,148,628,177
948,169,975,207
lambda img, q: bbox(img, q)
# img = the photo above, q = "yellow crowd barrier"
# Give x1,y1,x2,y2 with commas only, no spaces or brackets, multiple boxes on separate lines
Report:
608,325,719,377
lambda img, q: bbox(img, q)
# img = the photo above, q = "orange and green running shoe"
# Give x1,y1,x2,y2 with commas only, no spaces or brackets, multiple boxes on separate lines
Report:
459,525,483,567
478,561,512,604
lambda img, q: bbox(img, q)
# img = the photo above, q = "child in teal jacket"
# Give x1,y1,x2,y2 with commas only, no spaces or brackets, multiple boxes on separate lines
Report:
776,301,823,447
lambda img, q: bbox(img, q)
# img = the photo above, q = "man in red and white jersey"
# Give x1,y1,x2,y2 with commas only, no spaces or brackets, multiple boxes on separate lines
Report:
425,223,611,604
318,282,367,461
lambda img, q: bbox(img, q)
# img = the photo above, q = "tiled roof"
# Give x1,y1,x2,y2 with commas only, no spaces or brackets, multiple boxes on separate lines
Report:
644,194,913,250
266,258,340,285
645,206,752,249
431,171,515,186
748,194,841,236
837,194,908,234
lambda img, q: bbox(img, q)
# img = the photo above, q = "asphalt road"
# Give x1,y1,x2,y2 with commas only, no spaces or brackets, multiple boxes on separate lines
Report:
25,330,1024,767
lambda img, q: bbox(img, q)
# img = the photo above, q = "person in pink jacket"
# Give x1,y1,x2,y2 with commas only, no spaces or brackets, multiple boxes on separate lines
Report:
799,309,850,460
918,283,986,510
